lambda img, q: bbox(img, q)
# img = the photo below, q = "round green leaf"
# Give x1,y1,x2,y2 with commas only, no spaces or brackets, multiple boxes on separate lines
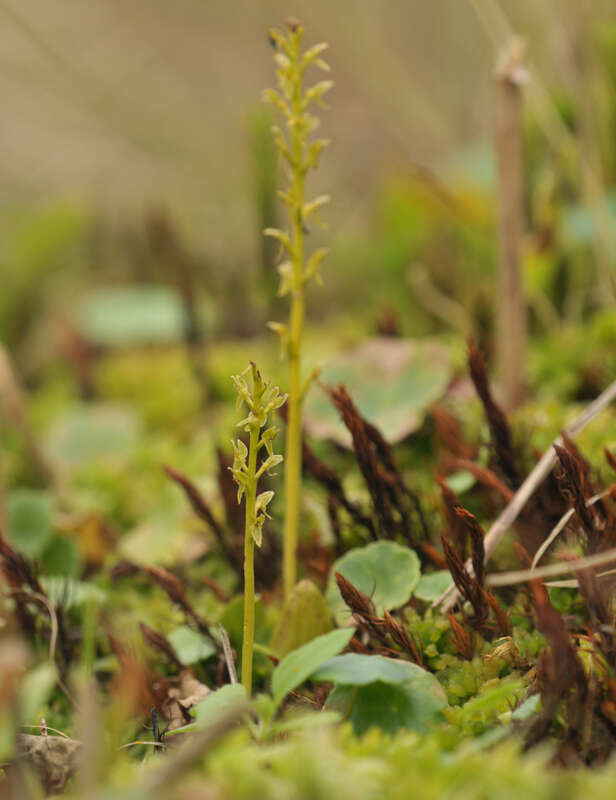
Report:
326,541,420,623
317,654,446,736
7,489,54,559
304,337,451,446
413,570,452,603
444,469,476,495
325,679,446,737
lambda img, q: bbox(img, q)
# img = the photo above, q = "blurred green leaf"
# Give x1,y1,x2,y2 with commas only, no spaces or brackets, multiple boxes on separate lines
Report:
43,404,139,471
304,338,451,446
167,626,217,666
270,579,333,657
20,662,58,724
7,489,54,559
41,576,106,609
194,684,247,727
41,536,81,577
74,285,187,347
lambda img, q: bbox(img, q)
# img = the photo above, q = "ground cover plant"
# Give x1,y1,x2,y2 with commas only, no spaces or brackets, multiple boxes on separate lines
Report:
3,12,616,800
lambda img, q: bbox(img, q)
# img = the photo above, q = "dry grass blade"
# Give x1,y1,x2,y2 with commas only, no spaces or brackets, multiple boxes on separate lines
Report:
445,458,514,502
454,507,486,586
163,464,233,561
218,624,238,685
487,545,616,587
301,434,376,539
139,623,183,670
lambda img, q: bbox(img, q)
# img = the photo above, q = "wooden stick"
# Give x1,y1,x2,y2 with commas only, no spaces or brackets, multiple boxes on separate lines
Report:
218,624,238,685
494,37,528,411
436,377,616,612
487,545,616,588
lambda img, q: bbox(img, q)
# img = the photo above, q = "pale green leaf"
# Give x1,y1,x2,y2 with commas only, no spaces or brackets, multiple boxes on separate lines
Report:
271,628,354,709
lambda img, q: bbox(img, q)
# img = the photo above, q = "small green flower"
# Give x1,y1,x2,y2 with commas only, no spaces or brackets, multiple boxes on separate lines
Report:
229,362,285,694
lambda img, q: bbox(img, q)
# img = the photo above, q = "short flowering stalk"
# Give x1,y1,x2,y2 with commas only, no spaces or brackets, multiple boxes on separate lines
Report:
263,19,332,599
230,363,286,695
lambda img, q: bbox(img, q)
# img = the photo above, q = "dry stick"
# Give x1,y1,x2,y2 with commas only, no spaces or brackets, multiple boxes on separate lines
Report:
218,624,238,685
469,0,615,306
436,377,616,612
494,37,527,411
487,546,616,588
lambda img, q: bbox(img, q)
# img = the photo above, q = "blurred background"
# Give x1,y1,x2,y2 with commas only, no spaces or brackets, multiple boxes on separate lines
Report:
2,1,616,345
2,0,616,499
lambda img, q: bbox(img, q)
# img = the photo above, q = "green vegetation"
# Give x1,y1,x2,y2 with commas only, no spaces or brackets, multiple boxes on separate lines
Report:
3,11,616,800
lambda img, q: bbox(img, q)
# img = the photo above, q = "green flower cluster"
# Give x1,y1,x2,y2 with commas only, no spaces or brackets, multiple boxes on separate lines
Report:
230,364,286,547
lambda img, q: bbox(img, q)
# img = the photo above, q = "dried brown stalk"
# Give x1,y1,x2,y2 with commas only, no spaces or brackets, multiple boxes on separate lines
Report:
445,458,514,502
441,536,488,626
144,566,216,645
163,464,237,568
384,610,423,665
328,385,394,536
301,435,376,540
432,406,478,461
494,37,528,411
437,377,616,611
468,340,519,487
447,613,476,659
437,477,467,560
335,572,421,663
328,383,429,547
140,623,184,670
554,443,605,552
